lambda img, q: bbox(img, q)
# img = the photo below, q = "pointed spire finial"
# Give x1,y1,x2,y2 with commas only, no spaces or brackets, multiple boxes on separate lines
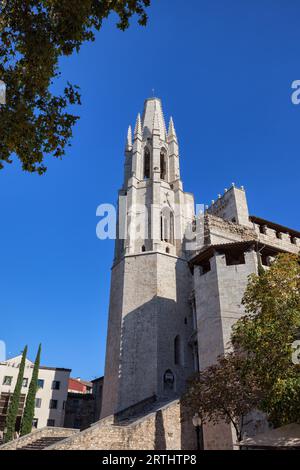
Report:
126,125,132,151
134,114,142,138
168,116,177,142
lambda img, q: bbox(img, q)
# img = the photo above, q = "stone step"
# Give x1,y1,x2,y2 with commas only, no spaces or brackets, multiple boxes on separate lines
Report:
19,436,66,451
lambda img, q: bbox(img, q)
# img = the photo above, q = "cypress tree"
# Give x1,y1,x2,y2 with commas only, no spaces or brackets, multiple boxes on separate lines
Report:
4,346,28,443
20,344,41,436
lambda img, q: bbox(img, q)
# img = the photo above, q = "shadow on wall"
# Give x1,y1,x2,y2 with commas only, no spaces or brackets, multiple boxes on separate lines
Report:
152,401,197,450
117,295,194,412
102,253,195,422
117,296,174,411
154,409,166,450
116,256,195,412
180,401,198,451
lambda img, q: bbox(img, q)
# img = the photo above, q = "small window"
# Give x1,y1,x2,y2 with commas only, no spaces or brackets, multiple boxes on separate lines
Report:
276,231,282,239
225,252,245,266
35,398,42,408
22,378,28,387
141,245,146,252
290,236,297,245
47,419,55,427
261,254,271,267
49,399,58,409
3,376,13,386
166,247,170,254
200,260,211,275
52,380,60,390
32,418,38,429
37,379,44,389
163,369,175,391
259,225,267,234
184,317,188,325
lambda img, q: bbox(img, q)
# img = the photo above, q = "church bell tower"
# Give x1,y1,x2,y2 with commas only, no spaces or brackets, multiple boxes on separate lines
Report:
101,98,196,418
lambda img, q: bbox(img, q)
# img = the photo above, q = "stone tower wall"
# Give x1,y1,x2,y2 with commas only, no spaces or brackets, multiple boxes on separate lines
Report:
207,186,252,227
101,98,196,418
102,252,195,417
193,249,258,449
194,250,258,371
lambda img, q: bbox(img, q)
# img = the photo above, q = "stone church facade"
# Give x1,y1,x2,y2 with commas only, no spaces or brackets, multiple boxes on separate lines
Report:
101,98,196,419
3,97,298,451
99,97,300,449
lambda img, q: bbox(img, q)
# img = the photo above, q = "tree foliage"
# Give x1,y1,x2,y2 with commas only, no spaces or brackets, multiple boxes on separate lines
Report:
4,345,28,443
232,253,300,426
20,343,41,436
183,353,262,441
184,253,300,439
0,0,150,173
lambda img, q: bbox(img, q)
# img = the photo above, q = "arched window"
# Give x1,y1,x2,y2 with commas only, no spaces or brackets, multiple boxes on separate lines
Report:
170,211,174,245
141,245,146,252
160,207,175,244
163,369,175,392
174,335,181,365
160,149,167,180
144,148,150,179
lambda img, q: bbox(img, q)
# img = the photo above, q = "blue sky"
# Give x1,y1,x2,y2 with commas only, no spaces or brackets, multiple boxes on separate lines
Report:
1,0,299,379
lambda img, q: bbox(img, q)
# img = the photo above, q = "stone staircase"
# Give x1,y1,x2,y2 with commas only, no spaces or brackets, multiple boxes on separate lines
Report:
115,398,174,426
19,436,67,450
0,399,196,450
0,427,79,451
44,399,196,450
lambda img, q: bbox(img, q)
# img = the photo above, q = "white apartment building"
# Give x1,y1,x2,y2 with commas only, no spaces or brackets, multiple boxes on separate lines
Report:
0,355,71,432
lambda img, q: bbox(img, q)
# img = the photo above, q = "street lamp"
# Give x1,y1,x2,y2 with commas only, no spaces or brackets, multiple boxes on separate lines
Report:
192,413,204,450
0,80,6,105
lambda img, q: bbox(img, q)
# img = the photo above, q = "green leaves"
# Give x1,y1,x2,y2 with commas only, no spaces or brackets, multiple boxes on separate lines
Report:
0,0,150,173
233,253,300,426
184,254,300,440
183,353,262,441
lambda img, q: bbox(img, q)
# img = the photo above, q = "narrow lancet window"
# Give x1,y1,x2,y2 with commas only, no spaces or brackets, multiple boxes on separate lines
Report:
144,148,150,179
160,207,175,245
160,150,167,180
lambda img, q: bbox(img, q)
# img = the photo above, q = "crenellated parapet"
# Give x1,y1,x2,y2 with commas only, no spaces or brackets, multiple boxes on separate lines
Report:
250,215,300,254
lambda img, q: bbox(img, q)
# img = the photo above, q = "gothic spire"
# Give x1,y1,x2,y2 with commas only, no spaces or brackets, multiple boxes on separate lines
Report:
134,114,142,138
168,116,177,142
142,98,166,140
126,125,132,151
